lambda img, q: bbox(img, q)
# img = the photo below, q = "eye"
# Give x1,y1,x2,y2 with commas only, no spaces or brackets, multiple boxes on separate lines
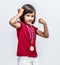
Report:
31,15,34,17
26,15,30,17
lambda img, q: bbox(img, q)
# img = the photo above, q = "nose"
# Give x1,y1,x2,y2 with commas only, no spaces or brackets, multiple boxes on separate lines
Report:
29,16,32,20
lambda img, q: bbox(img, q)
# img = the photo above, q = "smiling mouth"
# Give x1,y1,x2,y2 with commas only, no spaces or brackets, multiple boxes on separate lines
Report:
26,21,32,24
28,20,32,22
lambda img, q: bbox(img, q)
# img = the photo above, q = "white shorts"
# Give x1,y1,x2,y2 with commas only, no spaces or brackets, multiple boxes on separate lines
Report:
17,56,39,65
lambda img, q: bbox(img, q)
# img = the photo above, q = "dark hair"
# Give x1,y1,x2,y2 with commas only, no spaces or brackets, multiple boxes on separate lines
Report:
20,4,36,24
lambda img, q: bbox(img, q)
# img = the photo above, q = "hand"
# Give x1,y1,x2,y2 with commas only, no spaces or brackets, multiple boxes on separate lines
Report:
38,18,46,24
18,8,24,16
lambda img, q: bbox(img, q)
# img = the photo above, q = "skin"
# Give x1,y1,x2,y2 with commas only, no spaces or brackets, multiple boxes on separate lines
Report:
24,12,34,25
9,8,49,38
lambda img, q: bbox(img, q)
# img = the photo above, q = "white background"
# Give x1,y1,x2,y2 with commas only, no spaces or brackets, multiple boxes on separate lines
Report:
0,0,60,65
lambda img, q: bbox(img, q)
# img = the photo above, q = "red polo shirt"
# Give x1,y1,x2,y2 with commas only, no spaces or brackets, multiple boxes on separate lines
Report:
16,22,38,57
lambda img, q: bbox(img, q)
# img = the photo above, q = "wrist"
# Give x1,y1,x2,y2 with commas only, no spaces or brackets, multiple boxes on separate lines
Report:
17,13,22,17
43,22,47,25
43,23,47,26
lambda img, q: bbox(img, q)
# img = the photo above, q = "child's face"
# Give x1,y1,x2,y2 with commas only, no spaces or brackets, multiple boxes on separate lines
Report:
24,12,34,25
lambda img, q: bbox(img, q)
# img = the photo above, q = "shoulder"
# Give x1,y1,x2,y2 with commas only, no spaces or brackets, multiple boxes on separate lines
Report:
32,25,38,34
16,21,26,30
32,25,38,30
17,21,24,28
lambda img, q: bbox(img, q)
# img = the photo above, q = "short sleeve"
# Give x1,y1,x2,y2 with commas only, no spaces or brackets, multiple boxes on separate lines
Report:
16,21,22,31
32,25,38,34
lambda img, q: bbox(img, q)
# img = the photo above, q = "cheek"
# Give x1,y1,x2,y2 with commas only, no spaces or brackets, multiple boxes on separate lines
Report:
24,16,27,21
24,17,29,21
33,17,34,20
32,17,34,21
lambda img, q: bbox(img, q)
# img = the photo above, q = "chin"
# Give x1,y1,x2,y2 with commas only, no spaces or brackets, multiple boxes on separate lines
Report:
27,22,31,25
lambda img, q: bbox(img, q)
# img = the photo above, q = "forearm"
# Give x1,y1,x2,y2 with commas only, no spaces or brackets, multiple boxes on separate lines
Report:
9,13,21,24
43,23,49,38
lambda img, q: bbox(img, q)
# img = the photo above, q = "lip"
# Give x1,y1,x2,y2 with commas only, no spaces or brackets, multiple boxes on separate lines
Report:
26,21,31,24
25,20,33,24
28,20,32,22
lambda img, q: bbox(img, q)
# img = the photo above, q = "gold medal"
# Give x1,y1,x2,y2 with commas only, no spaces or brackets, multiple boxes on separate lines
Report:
30,46,34,51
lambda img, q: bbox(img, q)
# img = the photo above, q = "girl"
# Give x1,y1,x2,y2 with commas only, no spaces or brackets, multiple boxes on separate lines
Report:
9,4,49,65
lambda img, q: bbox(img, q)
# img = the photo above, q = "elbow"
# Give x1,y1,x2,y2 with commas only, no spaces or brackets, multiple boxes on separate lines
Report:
45,36,49,38
43,31,49,38
9,20,13,26
9,21,12,25
44,35,49,38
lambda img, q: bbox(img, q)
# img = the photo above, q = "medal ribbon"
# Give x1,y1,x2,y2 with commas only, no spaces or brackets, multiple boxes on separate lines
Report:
26,25,35,44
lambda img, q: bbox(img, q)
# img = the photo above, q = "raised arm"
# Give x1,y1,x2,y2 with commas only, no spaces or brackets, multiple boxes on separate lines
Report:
9,9,24,29
36,18,49,38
